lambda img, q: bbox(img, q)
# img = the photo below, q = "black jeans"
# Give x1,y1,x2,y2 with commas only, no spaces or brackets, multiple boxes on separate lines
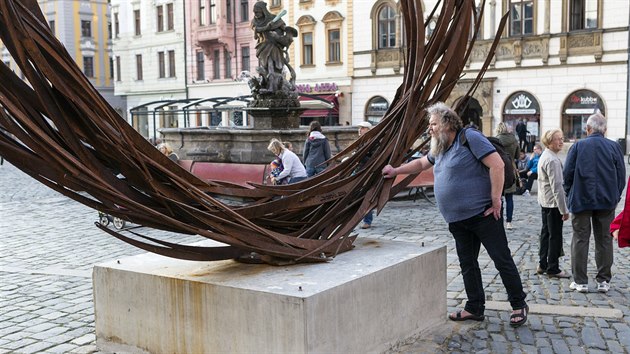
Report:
449,212,527,316
539,207,564,274
519,171,538,192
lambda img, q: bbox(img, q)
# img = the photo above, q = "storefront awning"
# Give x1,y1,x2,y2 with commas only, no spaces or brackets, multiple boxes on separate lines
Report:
299,94,339,118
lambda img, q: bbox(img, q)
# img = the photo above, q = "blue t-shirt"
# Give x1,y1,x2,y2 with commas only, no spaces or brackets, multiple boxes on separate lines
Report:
428,129,496,223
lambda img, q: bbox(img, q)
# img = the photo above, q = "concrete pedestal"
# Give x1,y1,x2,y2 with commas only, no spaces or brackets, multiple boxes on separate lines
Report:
93,238,446,353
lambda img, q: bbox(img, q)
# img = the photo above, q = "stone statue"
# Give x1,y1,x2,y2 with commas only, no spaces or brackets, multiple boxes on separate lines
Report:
248,1,299,107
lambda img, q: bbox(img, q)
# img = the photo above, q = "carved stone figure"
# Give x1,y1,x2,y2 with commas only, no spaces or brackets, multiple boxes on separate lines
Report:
249,1,299,107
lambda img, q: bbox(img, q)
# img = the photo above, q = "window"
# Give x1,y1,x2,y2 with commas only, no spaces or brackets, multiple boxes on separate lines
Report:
302,32,313,65
366,96,389,125
224,49,231,79
570,0,598,31
209,0,216,24
48,20,55,35
327,29,340,63
167,4,174,30
109,57,114,79
196,51,205,81
114,13,119,38
83,56,94,77
134,9,141,36
158,51,165,78
168,50,176,77
116,56,121,81
378,5,396,48
510,0,534,36
213,49,220,79
241,46,250,72
157,6,164,32
81,20,92,37
240,0,249,22
226,0,232,23
107,22,112,39
271,0,281,6
199,1,206,26
136,54,143,80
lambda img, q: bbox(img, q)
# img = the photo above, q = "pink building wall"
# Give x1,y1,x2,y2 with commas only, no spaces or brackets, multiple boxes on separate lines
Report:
186,0,260,84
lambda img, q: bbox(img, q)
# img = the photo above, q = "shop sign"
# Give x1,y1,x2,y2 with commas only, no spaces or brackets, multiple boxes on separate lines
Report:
504,91,539,115
563,90,604,115
296,82,338,93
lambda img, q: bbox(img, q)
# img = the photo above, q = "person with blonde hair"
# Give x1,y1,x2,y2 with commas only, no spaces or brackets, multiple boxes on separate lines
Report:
267,138,307,184
536,129,570,278
157,142,178,162
495,122,519,230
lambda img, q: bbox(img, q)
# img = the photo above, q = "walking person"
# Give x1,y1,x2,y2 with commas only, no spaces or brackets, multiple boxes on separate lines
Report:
564,113,626,293
382,102,528,327
537,129,570,278
303,121,332,177
515,118,528,152
495,122,519,230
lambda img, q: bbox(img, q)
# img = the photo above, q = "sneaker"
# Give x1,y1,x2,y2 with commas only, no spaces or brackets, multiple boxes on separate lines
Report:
597,281,610,293
522,190,530,196
360,223,371,229
506,222,513,230
569,282,588,293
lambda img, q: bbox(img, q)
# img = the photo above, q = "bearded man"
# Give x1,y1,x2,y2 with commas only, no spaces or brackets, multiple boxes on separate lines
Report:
382,102,529,327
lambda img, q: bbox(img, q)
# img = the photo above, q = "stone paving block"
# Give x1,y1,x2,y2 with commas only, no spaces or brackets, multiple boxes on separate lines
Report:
0,337,38,351
580,326,606,350
44,342,79,353
17,340,57,354
31,326,70,341
71,333,95,346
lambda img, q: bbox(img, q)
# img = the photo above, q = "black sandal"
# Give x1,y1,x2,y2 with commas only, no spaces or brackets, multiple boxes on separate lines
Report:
448,310,484,322
510,305,529,327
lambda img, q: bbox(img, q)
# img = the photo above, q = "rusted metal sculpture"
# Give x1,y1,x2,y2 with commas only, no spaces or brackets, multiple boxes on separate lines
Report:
0,0,506,264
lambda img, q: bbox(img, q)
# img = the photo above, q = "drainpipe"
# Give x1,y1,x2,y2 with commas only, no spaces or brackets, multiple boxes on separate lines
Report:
233,0,237,79
182,1,189,128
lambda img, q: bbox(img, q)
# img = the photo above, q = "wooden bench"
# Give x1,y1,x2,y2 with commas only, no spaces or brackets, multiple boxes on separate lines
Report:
393,167,435,204
187,161,268,187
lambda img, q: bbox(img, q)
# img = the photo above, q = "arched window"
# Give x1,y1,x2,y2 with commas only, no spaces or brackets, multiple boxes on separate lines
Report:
323,11,344,64
561,89,605,141
378,5,396,49
297,15,317,66
365,96,389,125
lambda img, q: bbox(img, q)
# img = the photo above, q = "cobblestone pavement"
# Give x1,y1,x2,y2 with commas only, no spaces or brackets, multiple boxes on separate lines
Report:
1,161,629,353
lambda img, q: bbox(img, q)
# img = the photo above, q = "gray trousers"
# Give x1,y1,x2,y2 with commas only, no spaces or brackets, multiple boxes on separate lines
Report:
570,209,615,284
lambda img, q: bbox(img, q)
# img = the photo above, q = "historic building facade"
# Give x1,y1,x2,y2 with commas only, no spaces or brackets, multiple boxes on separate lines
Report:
1,0,125,118
110,0,187,139
183,0,353,127
352,0,629,146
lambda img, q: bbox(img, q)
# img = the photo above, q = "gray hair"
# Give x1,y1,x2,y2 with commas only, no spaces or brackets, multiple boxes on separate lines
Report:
426,102,463,132
586,112,607,133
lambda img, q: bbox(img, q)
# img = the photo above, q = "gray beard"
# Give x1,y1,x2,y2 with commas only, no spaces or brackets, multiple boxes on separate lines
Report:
429,132,449,156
